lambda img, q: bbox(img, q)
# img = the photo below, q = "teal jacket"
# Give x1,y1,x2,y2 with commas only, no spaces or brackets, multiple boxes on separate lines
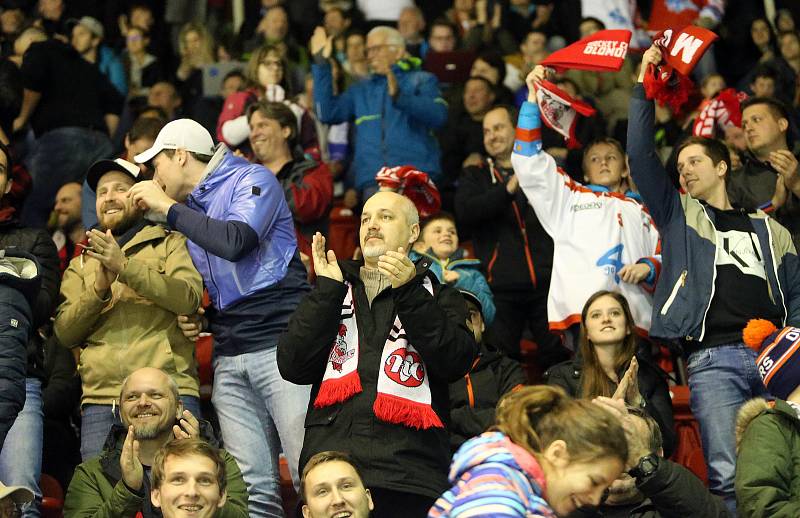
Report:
410,248,495,326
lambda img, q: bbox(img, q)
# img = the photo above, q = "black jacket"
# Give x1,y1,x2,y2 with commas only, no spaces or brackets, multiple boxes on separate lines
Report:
455,159,553,292
448,341,525,451
728,151,800,249
569,459,729,518
0,219,60,330
544,353,676,458
277,258,477,499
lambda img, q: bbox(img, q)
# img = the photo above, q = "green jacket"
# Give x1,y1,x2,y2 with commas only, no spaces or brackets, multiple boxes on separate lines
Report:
64,424,249,518
54,224,203,405
735,398,800,517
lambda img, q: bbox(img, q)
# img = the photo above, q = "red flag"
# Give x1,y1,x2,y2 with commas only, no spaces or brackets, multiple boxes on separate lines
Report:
654,26,718,76
541,29,632,73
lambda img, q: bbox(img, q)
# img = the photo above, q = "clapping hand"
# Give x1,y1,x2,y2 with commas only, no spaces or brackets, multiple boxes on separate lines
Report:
612,356,644,407
120,426,144,491
173,409,200,439
378,248,416,288
311,232,343,282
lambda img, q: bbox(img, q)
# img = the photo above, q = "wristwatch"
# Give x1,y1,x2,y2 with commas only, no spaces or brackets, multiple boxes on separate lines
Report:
628,453,660,479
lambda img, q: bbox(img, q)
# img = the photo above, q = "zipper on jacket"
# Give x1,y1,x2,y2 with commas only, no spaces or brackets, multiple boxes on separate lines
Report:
660,270,687,316
697,207,719,342
465,356,480,408
488,160,537,288
486,244,499,284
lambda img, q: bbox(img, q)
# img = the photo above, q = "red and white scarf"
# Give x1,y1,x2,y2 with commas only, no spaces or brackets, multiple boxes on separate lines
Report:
314,278,444,430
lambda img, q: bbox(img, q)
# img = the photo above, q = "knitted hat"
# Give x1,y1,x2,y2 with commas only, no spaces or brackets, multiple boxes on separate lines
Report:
375,166,441,219
743,319,800,400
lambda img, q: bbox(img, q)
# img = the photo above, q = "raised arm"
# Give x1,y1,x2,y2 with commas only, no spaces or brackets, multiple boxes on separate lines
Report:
626,46,682,228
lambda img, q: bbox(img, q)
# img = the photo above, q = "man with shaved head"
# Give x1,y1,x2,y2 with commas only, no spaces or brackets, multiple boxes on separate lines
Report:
51,182,84,274
64,367,248,518
279,191,477,517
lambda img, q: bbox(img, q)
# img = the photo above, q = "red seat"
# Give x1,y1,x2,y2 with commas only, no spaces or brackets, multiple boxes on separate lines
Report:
196,334,214,400
40,473,63,518
327,205,359,261
280,456,298,516
670,385,708,484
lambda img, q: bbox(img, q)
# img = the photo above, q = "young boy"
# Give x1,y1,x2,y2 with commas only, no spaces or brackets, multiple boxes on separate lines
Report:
411,212,495,326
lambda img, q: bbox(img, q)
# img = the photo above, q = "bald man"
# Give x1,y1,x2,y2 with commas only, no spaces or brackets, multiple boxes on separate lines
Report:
51,182,84,273
64,367,248,518
278,191,477,517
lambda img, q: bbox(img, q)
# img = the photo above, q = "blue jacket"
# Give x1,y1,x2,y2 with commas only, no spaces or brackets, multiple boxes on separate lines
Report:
312,57,447,191
410,248,496,326
180,148,300,310
627,84,800,342
98,46,127,97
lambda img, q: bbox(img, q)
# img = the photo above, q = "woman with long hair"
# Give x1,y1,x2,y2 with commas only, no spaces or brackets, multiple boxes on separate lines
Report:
175,22,216,112
429,385,628,517
544,290,675,457
216,43,318,156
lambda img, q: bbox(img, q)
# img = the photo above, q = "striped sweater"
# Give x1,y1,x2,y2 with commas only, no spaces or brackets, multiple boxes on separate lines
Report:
428,432,556,518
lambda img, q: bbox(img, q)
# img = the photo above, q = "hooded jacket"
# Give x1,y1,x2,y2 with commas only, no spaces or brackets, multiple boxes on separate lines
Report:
735,397,800,517
428,431,556,517
627,84,800,343
312,56,447,192
447,342,525,450
64,422,249,518
409,248,496,326
278,258,477,499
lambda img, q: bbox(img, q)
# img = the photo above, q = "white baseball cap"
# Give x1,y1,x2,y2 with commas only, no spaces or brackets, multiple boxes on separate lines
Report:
0,482,34,504
133,119,215,164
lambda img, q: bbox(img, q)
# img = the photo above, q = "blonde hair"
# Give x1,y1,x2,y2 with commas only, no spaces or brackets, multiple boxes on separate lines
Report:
178,22,215,66
495,385,628,463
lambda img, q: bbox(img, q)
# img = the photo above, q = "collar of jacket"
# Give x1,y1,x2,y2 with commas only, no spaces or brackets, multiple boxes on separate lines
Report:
584,183,643,203
394,56,422,72
276,149,319,181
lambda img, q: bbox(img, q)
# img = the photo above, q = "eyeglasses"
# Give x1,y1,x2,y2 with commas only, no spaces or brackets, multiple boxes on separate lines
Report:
366,44,396,56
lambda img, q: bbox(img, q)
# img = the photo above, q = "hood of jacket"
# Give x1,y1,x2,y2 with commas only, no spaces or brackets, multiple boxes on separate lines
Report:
735,398,780,452
449,431,545,488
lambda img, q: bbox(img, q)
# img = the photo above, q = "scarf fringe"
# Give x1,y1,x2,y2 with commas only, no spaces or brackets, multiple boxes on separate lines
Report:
374,393,444,430
314,371,363,408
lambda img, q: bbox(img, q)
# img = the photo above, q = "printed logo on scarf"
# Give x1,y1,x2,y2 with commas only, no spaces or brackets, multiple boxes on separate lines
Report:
384,348,425,387
328,324,355,372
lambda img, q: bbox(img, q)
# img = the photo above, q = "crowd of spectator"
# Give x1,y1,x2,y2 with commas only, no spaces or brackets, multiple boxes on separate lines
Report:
0,0,800,517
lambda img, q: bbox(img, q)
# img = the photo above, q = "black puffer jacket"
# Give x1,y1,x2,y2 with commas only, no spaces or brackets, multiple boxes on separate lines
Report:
278,258,477,499
544,353,676,458
448,341,526,450
0,249,40,449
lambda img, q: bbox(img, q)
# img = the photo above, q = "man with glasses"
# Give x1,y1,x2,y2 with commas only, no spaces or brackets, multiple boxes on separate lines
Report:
310,25,447,203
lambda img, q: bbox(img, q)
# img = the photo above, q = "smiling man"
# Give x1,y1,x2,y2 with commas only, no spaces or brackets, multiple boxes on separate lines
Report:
278,191,476,517
53,158,203,461
300,451,373,518
627,45,800,516
64,368,248,518
247,100,333,261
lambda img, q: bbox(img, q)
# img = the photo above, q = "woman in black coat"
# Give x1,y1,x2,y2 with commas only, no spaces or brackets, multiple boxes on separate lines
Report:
544,290,675,457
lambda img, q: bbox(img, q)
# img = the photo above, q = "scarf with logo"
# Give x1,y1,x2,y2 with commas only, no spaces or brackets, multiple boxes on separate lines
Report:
693,88,748,138
643,26,718,113
541,29,632,72
534,80,596,149
314,277,444,430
